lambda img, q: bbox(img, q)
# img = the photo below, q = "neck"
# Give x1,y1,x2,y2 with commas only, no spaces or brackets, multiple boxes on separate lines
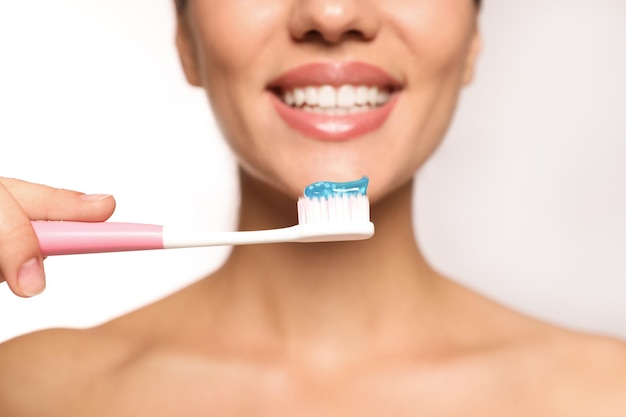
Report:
207,171,443,363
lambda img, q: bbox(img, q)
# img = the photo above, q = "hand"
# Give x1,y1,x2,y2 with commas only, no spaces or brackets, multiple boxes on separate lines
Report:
0,177,116,297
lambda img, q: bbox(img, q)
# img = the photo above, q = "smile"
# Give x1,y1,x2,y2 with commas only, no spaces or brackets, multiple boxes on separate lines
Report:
280,85,392,115
268,62,402,141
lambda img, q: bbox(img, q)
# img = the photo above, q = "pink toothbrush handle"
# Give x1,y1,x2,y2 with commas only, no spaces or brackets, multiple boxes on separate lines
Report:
31,221,164,256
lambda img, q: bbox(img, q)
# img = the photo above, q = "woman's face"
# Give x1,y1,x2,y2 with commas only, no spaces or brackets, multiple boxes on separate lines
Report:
176,0,480,202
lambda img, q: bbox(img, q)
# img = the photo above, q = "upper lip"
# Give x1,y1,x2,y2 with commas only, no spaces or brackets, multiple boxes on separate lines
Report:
268,62,403,92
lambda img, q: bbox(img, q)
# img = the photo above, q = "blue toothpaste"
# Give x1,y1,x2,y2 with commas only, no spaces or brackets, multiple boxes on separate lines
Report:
304,176,369,199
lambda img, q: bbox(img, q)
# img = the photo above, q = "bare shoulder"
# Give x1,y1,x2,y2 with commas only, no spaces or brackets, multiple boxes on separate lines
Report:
0,283,210,417
490,314,626,414
451,283,626,414
0,326,143,417
538,329,626,415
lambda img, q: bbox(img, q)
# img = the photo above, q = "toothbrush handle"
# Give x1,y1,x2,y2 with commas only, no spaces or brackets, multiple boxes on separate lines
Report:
31,221,164,256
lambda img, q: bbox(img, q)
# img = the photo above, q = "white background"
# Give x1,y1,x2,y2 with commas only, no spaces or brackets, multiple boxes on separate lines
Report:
0,0,624,342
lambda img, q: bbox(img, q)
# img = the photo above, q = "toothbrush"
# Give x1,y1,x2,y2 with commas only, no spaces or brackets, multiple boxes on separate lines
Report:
32,177,375,257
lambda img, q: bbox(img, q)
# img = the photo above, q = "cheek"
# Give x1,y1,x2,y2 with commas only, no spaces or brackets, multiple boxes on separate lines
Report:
386,1,476,76
375,3,476,184
188,1,289,142
190,1,284,79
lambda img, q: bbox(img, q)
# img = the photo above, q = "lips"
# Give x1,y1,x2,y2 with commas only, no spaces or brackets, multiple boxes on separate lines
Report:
268,62,402,141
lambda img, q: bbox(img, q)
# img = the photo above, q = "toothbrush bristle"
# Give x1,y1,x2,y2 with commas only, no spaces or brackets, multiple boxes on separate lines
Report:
297,195,371,225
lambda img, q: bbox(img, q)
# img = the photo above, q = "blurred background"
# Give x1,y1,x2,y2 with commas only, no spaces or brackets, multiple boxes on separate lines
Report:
0,0,624,342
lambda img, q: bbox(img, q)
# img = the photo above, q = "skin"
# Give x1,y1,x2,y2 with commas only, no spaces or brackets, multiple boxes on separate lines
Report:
1,0,626,415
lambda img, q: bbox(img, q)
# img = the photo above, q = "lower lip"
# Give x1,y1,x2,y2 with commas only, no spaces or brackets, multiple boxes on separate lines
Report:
270,93,398,141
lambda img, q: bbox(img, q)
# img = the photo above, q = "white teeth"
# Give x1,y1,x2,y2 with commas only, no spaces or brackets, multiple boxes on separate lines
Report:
367,87,379,106
301,105,372,115
337,85,356,108
281,84,391,111
294,88,306,107
377,90,390,105
355,86,369,106
318,85,336,108
305,87,318,106
284,91,295,106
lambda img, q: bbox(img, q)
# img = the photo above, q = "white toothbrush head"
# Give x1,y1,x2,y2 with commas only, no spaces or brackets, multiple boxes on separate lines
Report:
297,194,371,225
294,176,375,242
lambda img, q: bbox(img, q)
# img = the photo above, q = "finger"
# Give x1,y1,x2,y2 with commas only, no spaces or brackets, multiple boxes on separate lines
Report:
0,181,46,297
0,178,116,297
0,177,116,222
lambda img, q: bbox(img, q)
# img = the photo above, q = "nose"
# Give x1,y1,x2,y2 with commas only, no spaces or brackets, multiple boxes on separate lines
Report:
289,0,381,44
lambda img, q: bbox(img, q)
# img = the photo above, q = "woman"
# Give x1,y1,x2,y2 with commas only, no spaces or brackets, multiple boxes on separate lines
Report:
1,0,625,415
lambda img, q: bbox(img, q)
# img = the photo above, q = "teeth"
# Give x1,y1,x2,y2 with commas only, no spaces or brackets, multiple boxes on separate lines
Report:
377,89,390,105
337,85,355,108
367,87,379,106
355,86,369,106
304,87,318,106
284,91,295,106
294,88,306,106
302,105,373,115
281,85,391,111
318,85,336,108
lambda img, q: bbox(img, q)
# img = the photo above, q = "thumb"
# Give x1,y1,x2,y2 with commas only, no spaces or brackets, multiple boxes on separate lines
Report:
0,177,116,297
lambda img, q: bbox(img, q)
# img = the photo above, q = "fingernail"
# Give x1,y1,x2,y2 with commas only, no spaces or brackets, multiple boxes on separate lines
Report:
18,258,46,297
81,194,113,202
